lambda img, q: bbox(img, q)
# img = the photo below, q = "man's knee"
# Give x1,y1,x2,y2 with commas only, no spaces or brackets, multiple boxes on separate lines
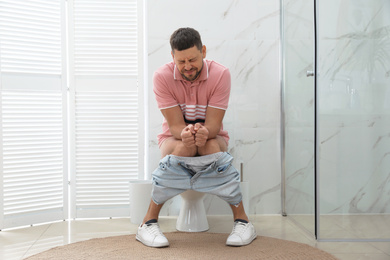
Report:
173,143,197,157
160,137,197,157
198,138,223,156
161,136,226,157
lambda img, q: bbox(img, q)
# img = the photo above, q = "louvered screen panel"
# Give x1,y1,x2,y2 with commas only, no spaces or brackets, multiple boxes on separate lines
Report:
0,0,67,229
1,92,66,228
69,0,140,218
73,0,138,77
74,92,138,217
0,0,62,75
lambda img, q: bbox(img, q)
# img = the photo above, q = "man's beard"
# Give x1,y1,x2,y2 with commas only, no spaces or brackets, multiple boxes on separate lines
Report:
181,62,203,81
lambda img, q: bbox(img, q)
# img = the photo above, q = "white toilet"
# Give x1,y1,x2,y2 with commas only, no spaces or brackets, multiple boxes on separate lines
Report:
176,190,209,232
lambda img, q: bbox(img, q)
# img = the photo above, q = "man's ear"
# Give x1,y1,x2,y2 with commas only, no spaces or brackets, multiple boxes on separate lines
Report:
202,45,206,59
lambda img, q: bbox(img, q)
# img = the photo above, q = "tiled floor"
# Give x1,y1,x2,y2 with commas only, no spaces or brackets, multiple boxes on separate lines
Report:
0,215,389,260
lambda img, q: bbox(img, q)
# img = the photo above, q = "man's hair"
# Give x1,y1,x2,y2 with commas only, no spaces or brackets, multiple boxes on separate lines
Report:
170,27,203,53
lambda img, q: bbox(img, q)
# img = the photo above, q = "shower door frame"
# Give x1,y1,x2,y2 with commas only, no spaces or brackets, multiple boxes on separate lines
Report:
280,0,319,240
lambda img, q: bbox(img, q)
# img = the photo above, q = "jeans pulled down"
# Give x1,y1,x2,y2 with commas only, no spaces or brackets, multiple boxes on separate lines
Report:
151,152,242,206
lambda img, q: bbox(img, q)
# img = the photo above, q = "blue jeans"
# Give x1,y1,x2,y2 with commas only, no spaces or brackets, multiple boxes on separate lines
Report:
151,152,242,206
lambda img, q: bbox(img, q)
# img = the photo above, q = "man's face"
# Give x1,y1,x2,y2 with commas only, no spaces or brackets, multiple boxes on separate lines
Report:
172,45,206,82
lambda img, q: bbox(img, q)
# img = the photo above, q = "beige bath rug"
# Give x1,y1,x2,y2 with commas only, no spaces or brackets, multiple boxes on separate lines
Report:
25,232,337,260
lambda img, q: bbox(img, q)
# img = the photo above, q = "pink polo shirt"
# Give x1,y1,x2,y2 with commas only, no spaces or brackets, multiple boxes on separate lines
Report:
153,59,231,147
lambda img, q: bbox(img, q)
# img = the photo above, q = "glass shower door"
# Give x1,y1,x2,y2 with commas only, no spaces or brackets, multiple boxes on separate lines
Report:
282,0,390,241
317,0,390,241
281,0,316,237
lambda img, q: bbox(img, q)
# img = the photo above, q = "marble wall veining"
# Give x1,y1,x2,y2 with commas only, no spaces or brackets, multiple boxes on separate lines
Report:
283,0,316,221
147,0,281,215
284,0,390,221
317,0,390,215
146,0,390,218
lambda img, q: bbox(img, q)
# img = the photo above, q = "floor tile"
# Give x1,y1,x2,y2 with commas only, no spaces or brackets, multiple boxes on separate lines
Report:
332,253,390,260
370,242,390,255
315,241,385,254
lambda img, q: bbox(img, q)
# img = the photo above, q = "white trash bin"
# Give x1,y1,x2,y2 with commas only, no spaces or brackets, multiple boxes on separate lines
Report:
129,180,153,225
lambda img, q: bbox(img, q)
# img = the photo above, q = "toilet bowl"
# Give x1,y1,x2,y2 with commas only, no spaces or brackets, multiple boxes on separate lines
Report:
176,190,209,232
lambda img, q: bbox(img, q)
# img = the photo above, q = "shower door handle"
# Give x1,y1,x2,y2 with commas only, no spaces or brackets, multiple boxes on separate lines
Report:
306,70,314,77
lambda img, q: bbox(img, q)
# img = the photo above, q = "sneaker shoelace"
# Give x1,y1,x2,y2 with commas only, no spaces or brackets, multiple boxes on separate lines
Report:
231,222,248,235
146,223,164,236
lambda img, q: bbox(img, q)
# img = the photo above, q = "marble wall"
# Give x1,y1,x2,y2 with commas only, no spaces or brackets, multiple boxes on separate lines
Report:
147,0,390,217
147,0,281,215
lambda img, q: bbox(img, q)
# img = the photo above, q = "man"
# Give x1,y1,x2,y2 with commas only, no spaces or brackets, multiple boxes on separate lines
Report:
136,27,257,248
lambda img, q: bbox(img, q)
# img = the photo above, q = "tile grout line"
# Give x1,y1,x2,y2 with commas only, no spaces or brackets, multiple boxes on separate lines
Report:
20,224,52,260
368,242,390,256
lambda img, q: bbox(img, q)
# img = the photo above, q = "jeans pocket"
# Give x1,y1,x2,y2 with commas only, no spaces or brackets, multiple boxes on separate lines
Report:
216,162,232,174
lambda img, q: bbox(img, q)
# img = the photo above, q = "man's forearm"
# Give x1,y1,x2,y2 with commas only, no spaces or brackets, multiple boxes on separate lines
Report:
169,124,188,140
203,124,221,139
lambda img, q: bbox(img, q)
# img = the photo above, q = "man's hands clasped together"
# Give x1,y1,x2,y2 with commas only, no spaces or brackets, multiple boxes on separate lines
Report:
180,123,209,148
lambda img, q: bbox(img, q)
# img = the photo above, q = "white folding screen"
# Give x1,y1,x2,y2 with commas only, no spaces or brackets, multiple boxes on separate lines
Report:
0,0,68,229
0,0,144,228
68,0,143,218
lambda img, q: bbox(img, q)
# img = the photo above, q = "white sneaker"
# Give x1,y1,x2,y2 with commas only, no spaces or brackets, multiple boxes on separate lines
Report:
136,221,169,248
226,221,257,246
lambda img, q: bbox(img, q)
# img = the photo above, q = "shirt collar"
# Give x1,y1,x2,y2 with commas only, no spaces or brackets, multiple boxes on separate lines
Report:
173,59,209,82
